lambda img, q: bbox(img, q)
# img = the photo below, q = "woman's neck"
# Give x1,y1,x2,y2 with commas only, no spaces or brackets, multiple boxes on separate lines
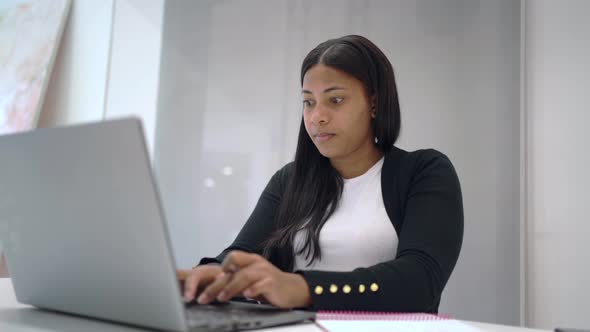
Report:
330,142,384,179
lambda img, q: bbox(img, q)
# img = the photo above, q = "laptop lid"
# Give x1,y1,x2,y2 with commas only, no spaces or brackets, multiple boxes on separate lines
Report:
0,118,188,331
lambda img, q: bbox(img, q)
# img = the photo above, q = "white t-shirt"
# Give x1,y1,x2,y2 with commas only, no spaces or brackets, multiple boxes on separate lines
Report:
293,157,398,271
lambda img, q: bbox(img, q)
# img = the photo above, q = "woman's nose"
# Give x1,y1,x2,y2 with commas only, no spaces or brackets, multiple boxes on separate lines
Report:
310,105,329,125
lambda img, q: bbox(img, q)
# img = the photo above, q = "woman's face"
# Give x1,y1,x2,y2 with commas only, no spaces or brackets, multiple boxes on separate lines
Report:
302,64,375,160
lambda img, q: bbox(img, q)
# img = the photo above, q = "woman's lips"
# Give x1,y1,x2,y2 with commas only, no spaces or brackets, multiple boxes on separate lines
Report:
315,133,335,142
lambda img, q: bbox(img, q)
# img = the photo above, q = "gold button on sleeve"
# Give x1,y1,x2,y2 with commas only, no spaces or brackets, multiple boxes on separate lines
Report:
329,284,338,294
343,285,351,294
314,286,324,295
370,283,379,292
358,284,366,293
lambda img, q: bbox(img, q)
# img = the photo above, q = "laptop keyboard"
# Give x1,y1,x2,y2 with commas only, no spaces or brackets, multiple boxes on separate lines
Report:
185,302,289,331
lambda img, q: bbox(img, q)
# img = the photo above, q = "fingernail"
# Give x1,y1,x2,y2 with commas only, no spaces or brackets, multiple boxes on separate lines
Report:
217,291,227,301
183,293,192,302
197,293,209,304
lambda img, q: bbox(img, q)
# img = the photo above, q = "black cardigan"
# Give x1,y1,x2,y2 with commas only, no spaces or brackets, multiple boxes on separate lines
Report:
200,146,464,313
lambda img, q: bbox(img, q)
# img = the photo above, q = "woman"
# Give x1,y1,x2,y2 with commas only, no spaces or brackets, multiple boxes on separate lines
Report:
179,35,463,313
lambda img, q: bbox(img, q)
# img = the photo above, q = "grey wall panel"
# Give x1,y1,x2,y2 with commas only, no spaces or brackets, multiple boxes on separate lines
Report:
155,0,520,324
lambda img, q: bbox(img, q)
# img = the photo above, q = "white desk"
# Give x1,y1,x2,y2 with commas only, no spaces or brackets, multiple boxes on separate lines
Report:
0,279,549,332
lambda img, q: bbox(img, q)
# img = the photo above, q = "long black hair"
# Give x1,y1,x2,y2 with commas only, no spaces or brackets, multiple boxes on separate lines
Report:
263,35,401,271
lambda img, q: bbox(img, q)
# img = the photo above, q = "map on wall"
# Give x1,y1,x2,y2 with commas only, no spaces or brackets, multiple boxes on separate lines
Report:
0,0,70,135
0,0,69,277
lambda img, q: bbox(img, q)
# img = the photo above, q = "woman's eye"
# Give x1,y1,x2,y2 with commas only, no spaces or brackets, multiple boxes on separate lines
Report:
303,100,314,107
331,97,344,104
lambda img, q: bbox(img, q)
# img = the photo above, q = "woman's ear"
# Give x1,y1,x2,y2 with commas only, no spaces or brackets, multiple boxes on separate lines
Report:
370,95,377,118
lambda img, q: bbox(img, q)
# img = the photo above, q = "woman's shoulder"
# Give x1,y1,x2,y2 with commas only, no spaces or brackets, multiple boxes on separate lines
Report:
266,161,295,191
383,146,457,179
275,161,295,178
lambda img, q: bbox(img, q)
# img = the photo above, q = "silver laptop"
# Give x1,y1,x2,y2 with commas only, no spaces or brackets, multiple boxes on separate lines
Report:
0,118,315,331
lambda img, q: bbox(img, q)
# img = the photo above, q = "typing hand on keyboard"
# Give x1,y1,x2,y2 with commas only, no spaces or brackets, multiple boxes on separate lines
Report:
181,251,312,309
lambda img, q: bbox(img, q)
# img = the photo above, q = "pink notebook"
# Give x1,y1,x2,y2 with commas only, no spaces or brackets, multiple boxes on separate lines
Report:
317,311,451,321
315,311,478,332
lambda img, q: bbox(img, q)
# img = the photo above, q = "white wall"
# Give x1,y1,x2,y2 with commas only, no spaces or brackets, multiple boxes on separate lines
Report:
38,0,164,157
525,0,590,329
38,0,114,127
104,0,164,157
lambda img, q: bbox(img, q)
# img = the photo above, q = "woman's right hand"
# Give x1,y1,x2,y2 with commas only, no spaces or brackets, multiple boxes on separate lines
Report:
177,264,224,302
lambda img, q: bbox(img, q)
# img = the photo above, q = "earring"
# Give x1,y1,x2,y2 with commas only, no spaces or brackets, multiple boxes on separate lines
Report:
374,136,379,144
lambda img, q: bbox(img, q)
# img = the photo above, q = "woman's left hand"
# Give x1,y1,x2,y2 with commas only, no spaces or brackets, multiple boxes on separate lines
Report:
196,251,312,309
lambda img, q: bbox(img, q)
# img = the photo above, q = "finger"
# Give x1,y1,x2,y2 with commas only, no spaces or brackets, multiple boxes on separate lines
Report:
183,265,223,301
183,270,201,302
198,271,231,304
217,264,266,302
176,269,191,281
221,251,260,272
242,277,272,299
